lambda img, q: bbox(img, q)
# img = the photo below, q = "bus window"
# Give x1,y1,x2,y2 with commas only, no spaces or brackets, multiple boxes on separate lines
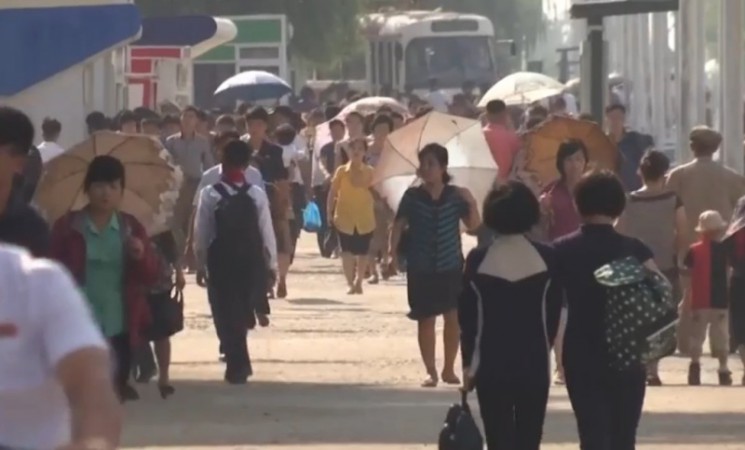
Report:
370,42,377,87
404,36,494,89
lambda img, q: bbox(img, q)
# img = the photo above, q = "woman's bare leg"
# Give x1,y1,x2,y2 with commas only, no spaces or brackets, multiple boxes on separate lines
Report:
441,309,461,384
340,252,356,290
277,253,291,298
154,339,174,398
354,255,369,294
418,317,438,387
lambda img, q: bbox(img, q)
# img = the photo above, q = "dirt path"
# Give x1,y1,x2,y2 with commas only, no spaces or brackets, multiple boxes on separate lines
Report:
122,234,745,449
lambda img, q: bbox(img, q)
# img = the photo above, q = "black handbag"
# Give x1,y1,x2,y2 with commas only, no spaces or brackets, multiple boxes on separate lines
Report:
438,390,484,450
165,287,184,335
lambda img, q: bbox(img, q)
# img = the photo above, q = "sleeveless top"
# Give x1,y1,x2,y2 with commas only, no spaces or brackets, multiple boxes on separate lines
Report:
623,191,681,271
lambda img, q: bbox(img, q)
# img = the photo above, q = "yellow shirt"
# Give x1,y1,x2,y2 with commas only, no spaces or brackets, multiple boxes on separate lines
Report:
331,163,376,235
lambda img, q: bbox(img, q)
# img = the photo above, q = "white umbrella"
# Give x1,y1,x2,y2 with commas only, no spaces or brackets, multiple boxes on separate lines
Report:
314,96,408,150
371,111,497,215
213,70,292,103
478,72,565,107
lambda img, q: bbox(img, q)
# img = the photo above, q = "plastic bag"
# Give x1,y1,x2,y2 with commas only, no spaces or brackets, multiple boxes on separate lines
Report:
302,201,322,233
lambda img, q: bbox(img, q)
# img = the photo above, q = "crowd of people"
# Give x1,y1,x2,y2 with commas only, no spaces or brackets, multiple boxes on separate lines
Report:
3,79,745,450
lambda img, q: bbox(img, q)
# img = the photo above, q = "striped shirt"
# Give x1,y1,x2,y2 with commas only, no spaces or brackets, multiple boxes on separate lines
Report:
396,185,468,273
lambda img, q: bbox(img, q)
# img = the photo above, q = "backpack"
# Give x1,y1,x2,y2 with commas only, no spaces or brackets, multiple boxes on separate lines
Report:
209,182,266,287
438,391,483,450
594,256,678,371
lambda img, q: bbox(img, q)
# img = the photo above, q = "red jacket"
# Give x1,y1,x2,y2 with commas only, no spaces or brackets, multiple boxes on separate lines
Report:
50,210,158,347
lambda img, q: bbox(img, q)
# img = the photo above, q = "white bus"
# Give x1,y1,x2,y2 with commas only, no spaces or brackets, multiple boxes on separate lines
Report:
360,9,499,96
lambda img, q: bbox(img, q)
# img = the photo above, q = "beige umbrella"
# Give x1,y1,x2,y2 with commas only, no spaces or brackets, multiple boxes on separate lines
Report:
34,131,182,235
371,111,497,215
314,96,408,150
478,72,565,107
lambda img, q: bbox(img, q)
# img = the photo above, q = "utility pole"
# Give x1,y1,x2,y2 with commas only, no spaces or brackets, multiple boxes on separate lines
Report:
556,46,580,83
720,0,744,173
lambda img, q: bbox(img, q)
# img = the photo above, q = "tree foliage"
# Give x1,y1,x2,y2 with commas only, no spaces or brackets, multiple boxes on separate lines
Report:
134,0,364,65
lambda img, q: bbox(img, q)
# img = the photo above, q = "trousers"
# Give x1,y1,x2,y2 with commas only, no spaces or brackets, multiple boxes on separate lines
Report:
108,333,132,389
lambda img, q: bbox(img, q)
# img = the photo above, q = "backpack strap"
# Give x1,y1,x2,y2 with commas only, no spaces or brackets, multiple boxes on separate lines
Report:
213,183,231,200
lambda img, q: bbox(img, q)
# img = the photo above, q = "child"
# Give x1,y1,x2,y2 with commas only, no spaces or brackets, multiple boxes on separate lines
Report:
683,210,732,386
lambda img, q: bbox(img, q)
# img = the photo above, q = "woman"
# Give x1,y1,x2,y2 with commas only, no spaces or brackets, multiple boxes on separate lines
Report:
327,137,376,294
616,150,687,386
50,155,158,402
390,143,480,387
460,181,562,450
367,114,395,283
336,111,366,168
539,139,588,385
553,170,658,448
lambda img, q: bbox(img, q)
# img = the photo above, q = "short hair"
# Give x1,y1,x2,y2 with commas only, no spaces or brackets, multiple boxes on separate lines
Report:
182,105,200,116
486,100,507,115
324,104,342,120
86,111,109,132
418,143,452,184
245,106,270,123
216,114,235,127
0,107,34,155
483,181,540,234
639,150,670,181
222,140,252,169
371,114,394,133
528,104,549,118
141,117,161,128
41,117,62,138
214,130,241,147
117,110,138,127
556,140,588,178
328,119,346,130
275,123,297,146
605,103,626,115
84,155,125,191
573,170,626,218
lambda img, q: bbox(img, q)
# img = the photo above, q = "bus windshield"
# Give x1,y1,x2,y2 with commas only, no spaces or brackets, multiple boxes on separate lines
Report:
404,36,495,89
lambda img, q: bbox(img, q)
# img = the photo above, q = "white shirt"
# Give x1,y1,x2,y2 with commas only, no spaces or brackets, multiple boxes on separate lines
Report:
426,90,449,113
194,181,278,271
280,137,307,184
37,141,65,163
0,246,106,449
193,164,264,206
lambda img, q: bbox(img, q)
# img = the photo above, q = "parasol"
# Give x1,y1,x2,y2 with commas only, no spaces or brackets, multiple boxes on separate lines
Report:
314,96,408,150
214,70,292,103
371,111,497,215
478,72,565,107
516,115,618,192
34,131,182,236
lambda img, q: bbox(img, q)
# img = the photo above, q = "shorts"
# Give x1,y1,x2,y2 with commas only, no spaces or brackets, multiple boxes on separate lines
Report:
338,230,373,256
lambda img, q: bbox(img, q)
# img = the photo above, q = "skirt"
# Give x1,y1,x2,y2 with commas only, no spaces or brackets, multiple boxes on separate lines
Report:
338,230,373,256
407,269,462,321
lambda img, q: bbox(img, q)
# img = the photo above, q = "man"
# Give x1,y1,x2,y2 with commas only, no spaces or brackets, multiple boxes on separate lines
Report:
313,119,346,257
606,104,654,192
117,110,138,134
0,107,50,256
140,117,162,137
85,111,109,135
0,245,122,449
244,106,292,298
215,114,236,134
667,126,745,355
194,140,276,384
425,77,449,113
165,106,216,255
483,100,521,184
38,117,65,163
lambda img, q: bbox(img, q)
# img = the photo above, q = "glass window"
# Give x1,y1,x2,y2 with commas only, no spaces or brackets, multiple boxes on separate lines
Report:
238,46,280,59
404,36,495,89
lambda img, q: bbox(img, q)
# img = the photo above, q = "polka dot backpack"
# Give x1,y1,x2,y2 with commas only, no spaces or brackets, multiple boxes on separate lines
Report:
594,256,678,371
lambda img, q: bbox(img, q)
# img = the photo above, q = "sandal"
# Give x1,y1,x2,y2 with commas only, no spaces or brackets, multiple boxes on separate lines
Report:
421,370,439,388
441,372,461,385
158,384,175,399
276,281,287,299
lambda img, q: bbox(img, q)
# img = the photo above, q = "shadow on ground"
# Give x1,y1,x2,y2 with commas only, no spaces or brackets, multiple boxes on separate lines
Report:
123,380,745,447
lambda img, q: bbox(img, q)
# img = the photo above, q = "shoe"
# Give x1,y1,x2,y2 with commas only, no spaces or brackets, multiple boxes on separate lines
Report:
688,363,701,386
117,384,140,402
719,370,733,386
646,374,663,386
158,384,175,399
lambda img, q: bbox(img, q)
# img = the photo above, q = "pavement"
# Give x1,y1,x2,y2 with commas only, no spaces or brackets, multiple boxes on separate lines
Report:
122,234,745,450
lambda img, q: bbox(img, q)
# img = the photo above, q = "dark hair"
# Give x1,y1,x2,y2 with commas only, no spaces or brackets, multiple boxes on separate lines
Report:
346,111,364,123
372,114,394,133
483,181,540,234
182,105,200,116
222,140,252,169
84,155,125,191
0,107,34,155
140,117,161,128
391,111,404,121
605,103,626,115
419,143,451,183
578,113,596,122
528,104,549,118
216,114,235,127
245,106,270,123
486,100,507,115
162,115,180,126
86,111,109,133
556,139,588,178
275,123,297,146
41,117,62,140
324,104,342,121
117,110,138,128
573,170,626,218
215,130,241,147
328,119,346,130
639,150,670,181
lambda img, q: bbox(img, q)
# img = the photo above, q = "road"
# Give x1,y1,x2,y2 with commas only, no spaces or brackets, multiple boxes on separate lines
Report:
122,234,745,450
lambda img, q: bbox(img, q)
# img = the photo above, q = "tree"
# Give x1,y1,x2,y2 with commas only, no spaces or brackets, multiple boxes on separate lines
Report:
134,0,364,65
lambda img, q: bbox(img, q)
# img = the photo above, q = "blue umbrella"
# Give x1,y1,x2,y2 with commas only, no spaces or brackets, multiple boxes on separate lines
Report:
213,70,292,103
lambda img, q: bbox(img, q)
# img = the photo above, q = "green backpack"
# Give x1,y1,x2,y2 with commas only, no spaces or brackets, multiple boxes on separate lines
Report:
594,256,678,371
